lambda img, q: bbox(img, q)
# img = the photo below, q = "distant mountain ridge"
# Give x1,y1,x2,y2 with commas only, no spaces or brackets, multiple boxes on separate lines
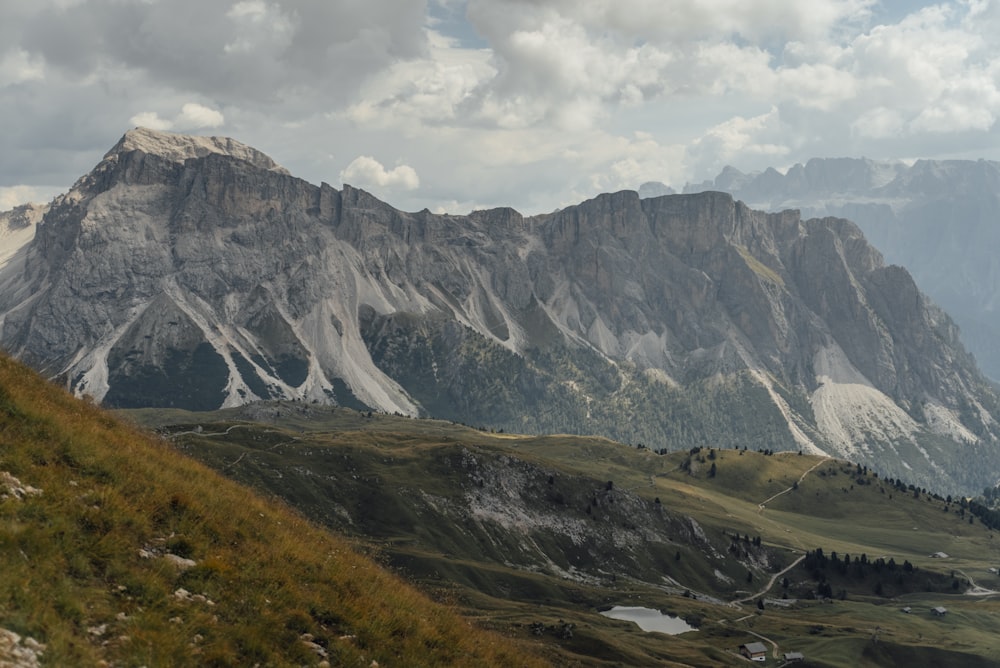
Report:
681,157,1000,383
1,128,999,492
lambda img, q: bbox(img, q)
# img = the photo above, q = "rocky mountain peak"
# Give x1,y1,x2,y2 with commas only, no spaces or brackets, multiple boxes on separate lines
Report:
106,127,290,175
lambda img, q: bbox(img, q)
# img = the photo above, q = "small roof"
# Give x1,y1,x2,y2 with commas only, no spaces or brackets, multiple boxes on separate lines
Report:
784,652,805,659
930,551,949,558
932,606,948,614
742,641,768,653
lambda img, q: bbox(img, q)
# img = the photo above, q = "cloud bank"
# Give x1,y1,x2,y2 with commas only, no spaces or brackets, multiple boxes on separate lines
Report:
2,0,1000,213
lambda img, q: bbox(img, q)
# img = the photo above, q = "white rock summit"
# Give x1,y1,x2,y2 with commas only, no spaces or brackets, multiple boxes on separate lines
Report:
111,126,290,174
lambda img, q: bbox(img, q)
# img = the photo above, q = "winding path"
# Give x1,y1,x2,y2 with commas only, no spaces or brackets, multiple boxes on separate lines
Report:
169,423,303,468
956,568,1000,597
728,458,832,605
725,457,836,659
721,553,808,661
733,554,806,605
166,424,255,438
757,457,831,513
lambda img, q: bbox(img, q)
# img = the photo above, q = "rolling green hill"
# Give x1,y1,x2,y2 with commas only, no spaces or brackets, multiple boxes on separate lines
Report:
0,356,547,667
127,402,1000,667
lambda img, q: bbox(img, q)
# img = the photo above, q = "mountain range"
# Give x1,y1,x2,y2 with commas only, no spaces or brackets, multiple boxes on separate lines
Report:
1,128,999,493
682,157,1000,384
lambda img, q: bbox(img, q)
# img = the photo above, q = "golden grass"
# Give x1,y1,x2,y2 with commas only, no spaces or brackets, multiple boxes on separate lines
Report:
0,355,548,666
735,245,785,286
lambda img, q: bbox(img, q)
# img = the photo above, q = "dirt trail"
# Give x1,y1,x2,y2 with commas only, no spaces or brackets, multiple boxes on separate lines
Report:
733,555,806,605
757,457,831,513
167,424,254,438
956,569,1000,597
727,458,832,605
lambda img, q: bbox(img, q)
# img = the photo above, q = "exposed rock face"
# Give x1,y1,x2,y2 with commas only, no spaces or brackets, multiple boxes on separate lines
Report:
0,203,46,294
1,128,999,492
685,158,1000,383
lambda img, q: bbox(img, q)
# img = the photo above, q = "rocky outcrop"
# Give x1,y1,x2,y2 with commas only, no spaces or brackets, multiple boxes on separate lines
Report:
1,128,999,492
0,628,45,668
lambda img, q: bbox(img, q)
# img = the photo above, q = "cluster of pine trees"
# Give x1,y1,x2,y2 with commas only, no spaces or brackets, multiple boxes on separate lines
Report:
800,548,955,599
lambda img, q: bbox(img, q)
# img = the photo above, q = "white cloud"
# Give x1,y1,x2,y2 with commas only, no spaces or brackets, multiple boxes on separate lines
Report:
340,156,420,191
468,0,875,49
584,132,687,195
344,29,496,129
777,63,858,111
447,1,868,134
687,107,790,177
176,103,225,129
224,0,295,55
228,0,268,20
910,99,997,134
11,0,428,106
129,104,225,132
464,10,681,130
129,111,174,131
827,3,1000,140
0,48,45,87
852,107,906,139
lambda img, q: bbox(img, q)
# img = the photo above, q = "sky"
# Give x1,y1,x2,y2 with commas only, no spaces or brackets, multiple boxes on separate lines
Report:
3,0,1000,215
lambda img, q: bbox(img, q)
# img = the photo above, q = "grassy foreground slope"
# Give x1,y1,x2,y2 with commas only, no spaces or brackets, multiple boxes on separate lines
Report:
0,356,546,667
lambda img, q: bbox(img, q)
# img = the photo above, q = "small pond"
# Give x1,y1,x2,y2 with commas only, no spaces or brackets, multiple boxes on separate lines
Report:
599,606,697,635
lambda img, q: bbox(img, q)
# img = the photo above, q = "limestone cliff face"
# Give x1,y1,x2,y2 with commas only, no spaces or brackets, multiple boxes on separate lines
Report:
686,158,1000,384
1,128,999,492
